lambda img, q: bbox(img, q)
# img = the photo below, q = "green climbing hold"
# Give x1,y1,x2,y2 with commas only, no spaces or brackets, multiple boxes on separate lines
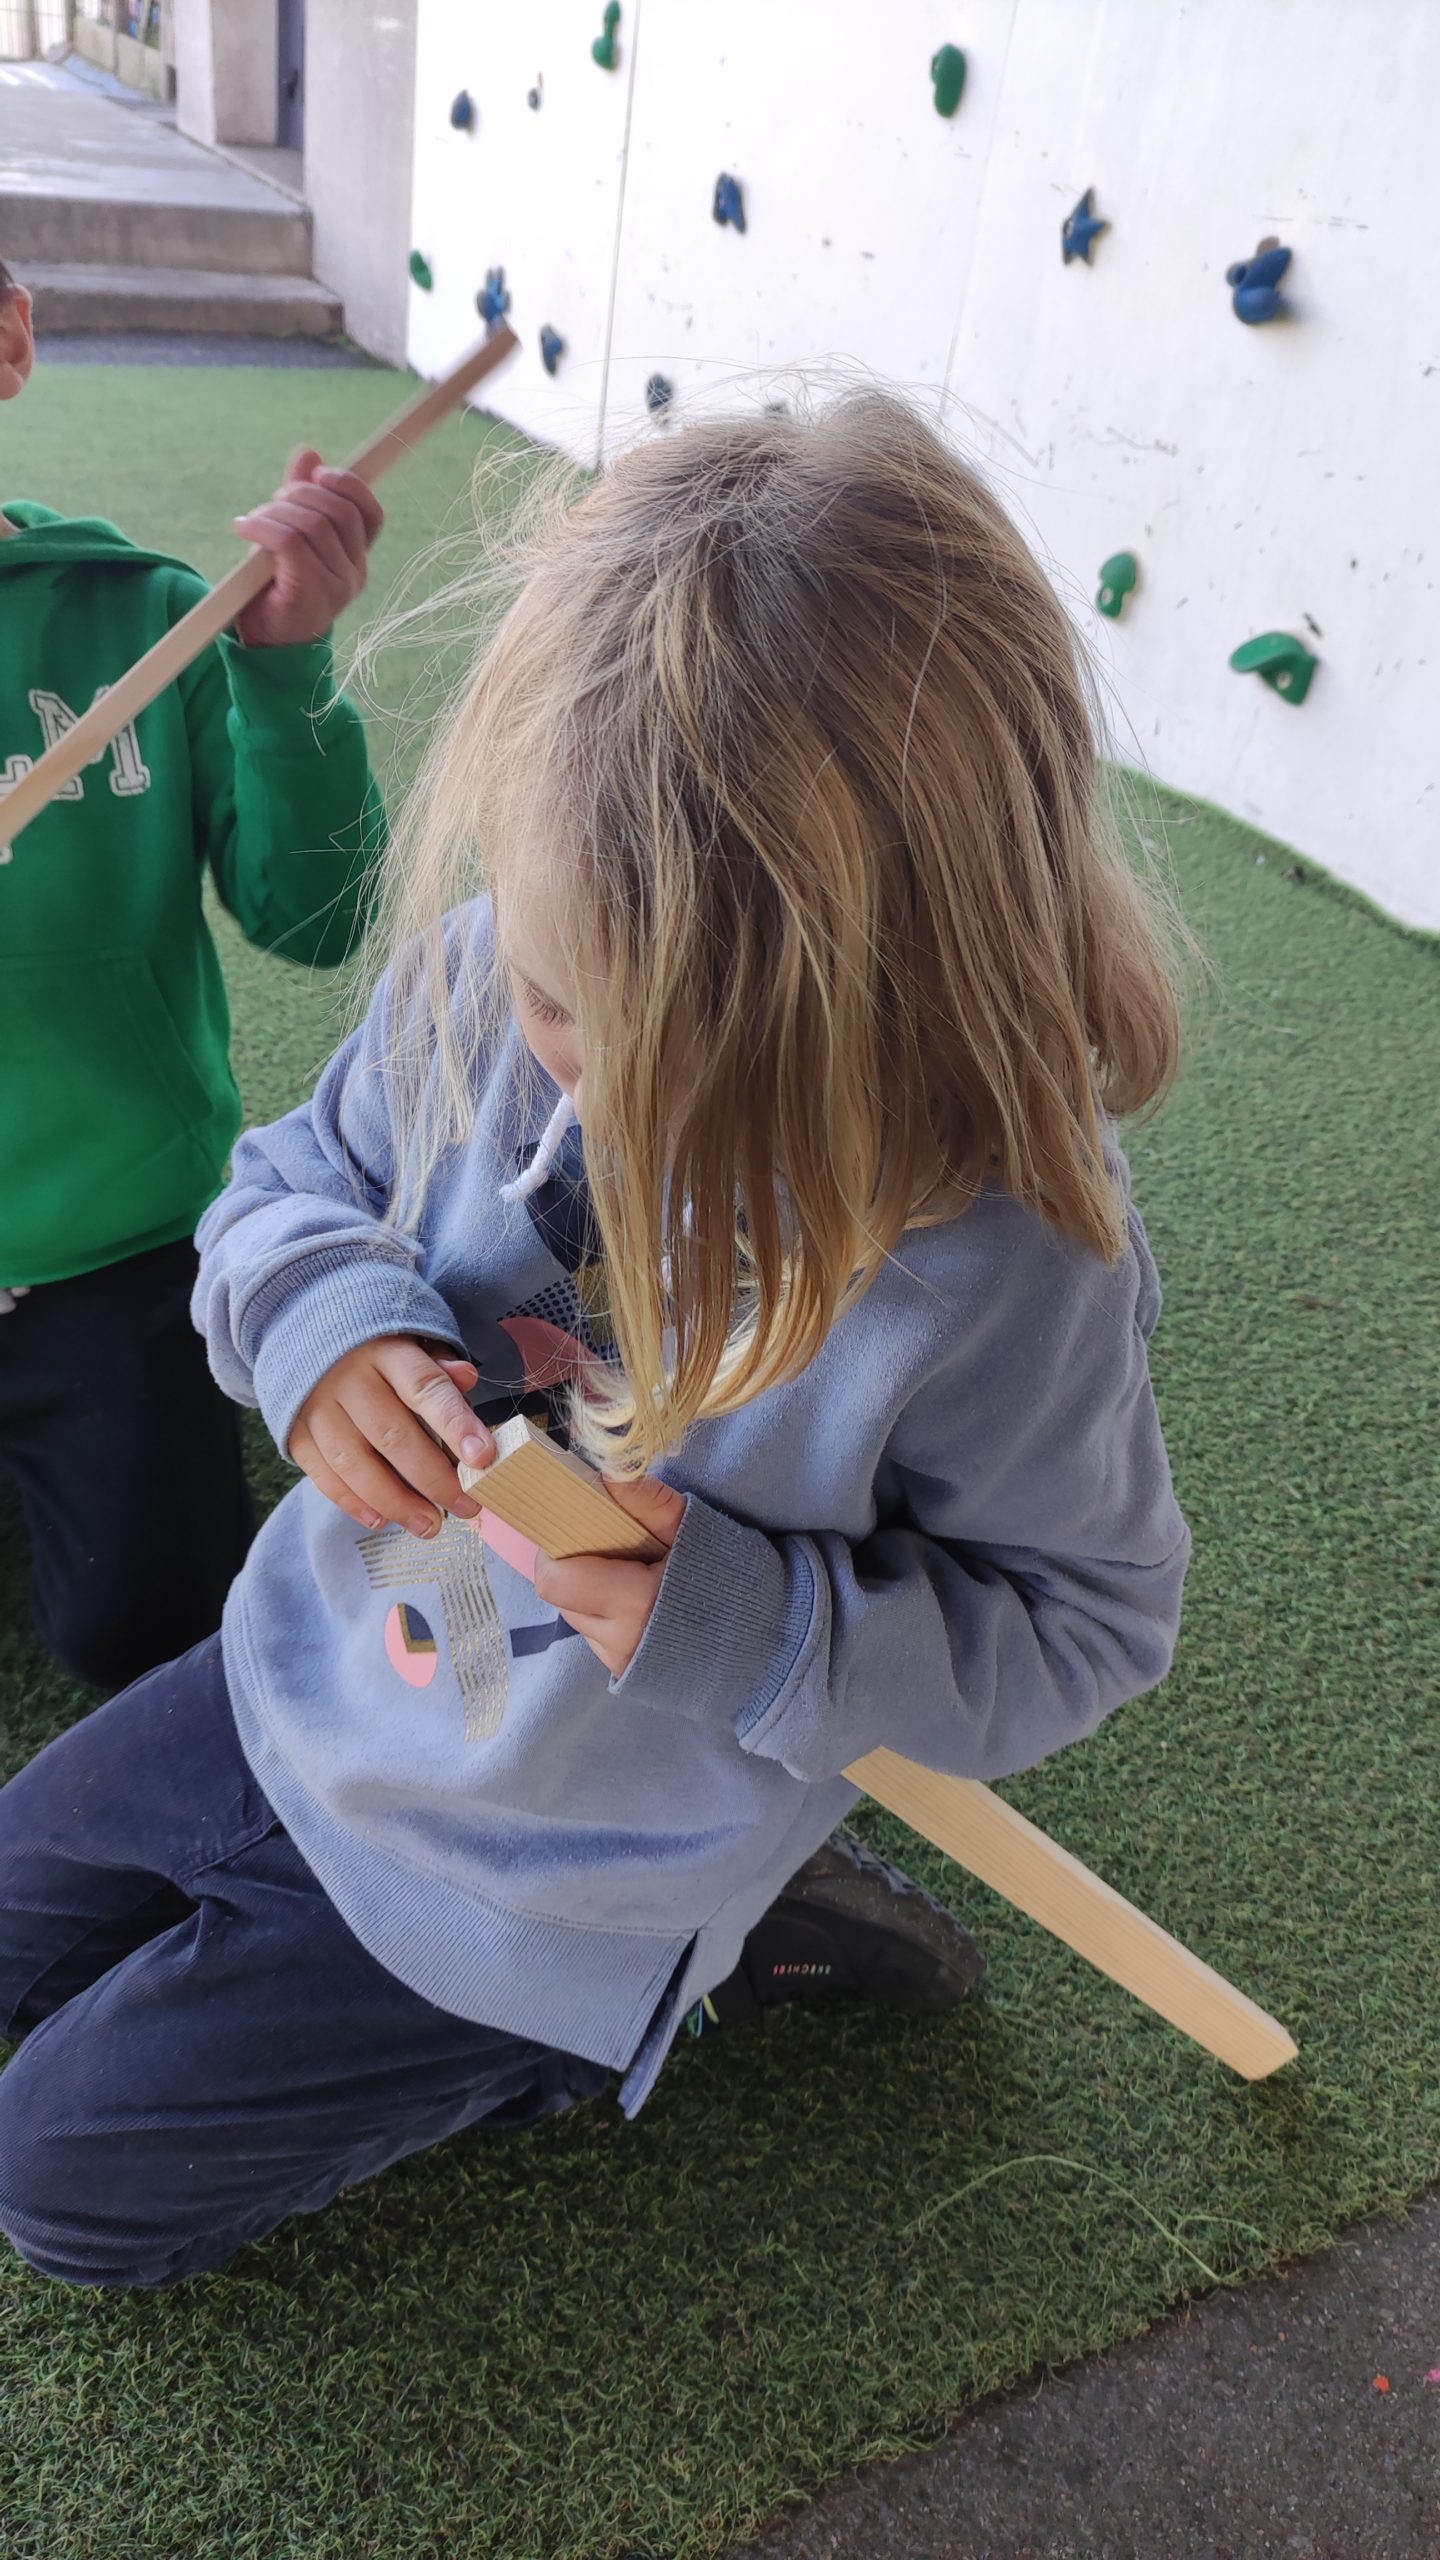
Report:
408,250,434,292
592,1,620,69
1096,552,1139,618
930,44,966,116
1228,631,1318,705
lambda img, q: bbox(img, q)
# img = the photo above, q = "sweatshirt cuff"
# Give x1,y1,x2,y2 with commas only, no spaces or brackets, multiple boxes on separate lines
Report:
613,1489,820,1738
218,633,341,740
246,1248,468,1455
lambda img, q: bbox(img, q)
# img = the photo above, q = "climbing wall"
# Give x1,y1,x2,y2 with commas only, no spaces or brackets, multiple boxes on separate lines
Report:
405,0,1440,928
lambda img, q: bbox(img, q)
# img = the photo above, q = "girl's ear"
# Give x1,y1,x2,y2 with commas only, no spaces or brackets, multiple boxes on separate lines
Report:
0,288,35,402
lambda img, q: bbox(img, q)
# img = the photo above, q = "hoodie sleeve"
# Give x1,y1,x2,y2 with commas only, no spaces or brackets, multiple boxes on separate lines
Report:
192,948,470,1453
179,613,385,969
615,1207,1191,1786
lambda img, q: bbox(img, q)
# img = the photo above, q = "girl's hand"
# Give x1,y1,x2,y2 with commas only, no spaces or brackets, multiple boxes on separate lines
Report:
290,1338,493,1538
232,447,383,647
532,1475,687,1679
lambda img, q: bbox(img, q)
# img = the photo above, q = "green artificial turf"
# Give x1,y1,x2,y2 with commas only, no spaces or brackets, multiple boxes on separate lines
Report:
2,365,1438,2559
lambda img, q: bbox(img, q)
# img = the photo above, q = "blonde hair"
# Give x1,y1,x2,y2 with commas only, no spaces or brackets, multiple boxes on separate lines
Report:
371,389,1182,1474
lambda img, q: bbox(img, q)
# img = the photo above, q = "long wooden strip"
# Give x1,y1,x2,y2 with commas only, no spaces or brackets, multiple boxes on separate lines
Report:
0,326,520,848
462,1420,1298,2079
849,1746,1298,2080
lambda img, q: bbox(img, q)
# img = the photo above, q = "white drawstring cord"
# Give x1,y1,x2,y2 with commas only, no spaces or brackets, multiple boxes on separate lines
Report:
499,1091,577,1204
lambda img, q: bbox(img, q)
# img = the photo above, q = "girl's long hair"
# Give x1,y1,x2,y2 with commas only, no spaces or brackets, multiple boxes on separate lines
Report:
368,389,1183,1474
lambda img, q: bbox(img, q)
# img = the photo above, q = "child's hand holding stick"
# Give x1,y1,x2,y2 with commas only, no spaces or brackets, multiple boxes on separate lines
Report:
0,328,520,851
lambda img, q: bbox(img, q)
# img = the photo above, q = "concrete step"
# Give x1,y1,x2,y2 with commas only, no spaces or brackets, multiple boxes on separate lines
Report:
21,262,343,340
0,191,314,276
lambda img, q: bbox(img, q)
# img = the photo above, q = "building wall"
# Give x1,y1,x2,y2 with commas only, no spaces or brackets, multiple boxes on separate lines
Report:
404,0,1440,928
304,0,418,365
173,0,278,148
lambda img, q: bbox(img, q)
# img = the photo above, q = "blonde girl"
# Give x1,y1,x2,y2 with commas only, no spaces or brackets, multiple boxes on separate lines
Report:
0,392,1189,2288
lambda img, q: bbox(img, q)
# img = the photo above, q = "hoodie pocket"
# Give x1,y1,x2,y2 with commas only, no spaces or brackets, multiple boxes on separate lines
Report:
0,947,229,1275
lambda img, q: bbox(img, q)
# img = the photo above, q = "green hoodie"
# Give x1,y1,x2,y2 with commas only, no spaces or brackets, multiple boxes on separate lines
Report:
0,501,385,1286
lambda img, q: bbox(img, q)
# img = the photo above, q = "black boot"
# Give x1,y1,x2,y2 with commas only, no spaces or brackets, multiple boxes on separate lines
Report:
689,1831,985,2036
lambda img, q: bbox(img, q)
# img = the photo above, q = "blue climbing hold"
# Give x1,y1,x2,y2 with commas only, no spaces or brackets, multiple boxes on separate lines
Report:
1062,188,1108,264
1226,241,1292,325
713,173,746,233
449,89,475,131
539,324,566,377
475,268,510,330
645,373,673,417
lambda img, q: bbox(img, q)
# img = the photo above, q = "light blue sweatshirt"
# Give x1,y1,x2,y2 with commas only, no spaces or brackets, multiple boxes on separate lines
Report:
195,901,1190,2113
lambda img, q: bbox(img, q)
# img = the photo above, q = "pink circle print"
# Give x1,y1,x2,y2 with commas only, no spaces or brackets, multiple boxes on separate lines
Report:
384,1600,440,1688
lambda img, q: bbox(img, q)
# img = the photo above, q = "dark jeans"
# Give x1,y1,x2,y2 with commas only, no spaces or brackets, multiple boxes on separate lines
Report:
0,1239,254,1690
0,1636,611,2288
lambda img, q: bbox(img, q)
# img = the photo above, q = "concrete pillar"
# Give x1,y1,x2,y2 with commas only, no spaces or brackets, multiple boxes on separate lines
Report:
302,0,418,363
173,0,279,148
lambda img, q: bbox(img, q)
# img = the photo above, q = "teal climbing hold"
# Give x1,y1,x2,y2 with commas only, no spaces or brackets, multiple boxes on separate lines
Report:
408,250,434,291
1229,632,1318,705
1096,552,1139,618
930,44,966,116
592,2,620,69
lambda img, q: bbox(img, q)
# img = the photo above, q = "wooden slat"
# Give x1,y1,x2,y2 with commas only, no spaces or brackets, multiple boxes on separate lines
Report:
850,1747,1298,2081
460,1416,665,1561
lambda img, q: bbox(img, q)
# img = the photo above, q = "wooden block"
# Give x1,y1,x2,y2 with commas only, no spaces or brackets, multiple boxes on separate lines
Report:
462,1421,1298,2080
848,1747,1299,2081
460,1416,665,1561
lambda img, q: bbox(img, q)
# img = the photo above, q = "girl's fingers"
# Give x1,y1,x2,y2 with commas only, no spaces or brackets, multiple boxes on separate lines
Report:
533,1553,659,1622
288,1422,386,1531
598,1471,687,1552
303,1394,450,1536
375,1339,494,1470
339,1372,483,1522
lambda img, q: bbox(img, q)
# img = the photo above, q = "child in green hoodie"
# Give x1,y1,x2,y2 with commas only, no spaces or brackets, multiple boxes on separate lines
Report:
0,258,386,1692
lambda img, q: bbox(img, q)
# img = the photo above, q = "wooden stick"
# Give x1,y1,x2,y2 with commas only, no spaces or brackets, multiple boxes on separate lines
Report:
465,1420,1298,2080
848,1748,1298,2080
0,327,520,849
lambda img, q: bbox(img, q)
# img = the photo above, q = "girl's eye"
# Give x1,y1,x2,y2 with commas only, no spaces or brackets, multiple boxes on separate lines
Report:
526,989,571,1029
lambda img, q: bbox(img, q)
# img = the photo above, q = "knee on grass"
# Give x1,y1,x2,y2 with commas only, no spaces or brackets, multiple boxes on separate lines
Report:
0,2043,189,2290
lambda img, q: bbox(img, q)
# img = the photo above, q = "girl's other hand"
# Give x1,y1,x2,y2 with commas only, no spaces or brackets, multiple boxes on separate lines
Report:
290,1337,493,1538
532,1474,687,1678
232,447,383,647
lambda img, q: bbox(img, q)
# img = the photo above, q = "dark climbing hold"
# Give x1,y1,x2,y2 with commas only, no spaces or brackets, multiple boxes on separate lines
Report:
592,2,620,69
1228,631,1318,705
1062,188,1108,264
408,249,434,292
1096,551,1139,618
713,172,746,233
539,324,566,377
475,267,510,329
930,43,966,116
1226,240,1292,325
645,373,674,417
450,89,475,131
528,77,543,108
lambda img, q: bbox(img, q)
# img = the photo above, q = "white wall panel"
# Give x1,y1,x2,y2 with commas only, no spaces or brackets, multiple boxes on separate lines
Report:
402,0,1440,925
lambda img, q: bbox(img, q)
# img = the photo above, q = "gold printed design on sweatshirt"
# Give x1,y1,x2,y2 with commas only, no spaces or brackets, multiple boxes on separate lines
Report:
358,1519,510,1743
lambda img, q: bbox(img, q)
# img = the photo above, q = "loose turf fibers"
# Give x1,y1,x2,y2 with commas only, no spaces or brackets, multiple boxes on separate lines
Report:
2,367,1437,2559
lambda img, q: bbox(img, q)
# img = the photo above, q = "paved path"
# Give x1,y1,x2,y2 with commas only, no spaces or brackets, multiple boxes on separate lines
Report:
733,2193,1440,2560
0,58,286,219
